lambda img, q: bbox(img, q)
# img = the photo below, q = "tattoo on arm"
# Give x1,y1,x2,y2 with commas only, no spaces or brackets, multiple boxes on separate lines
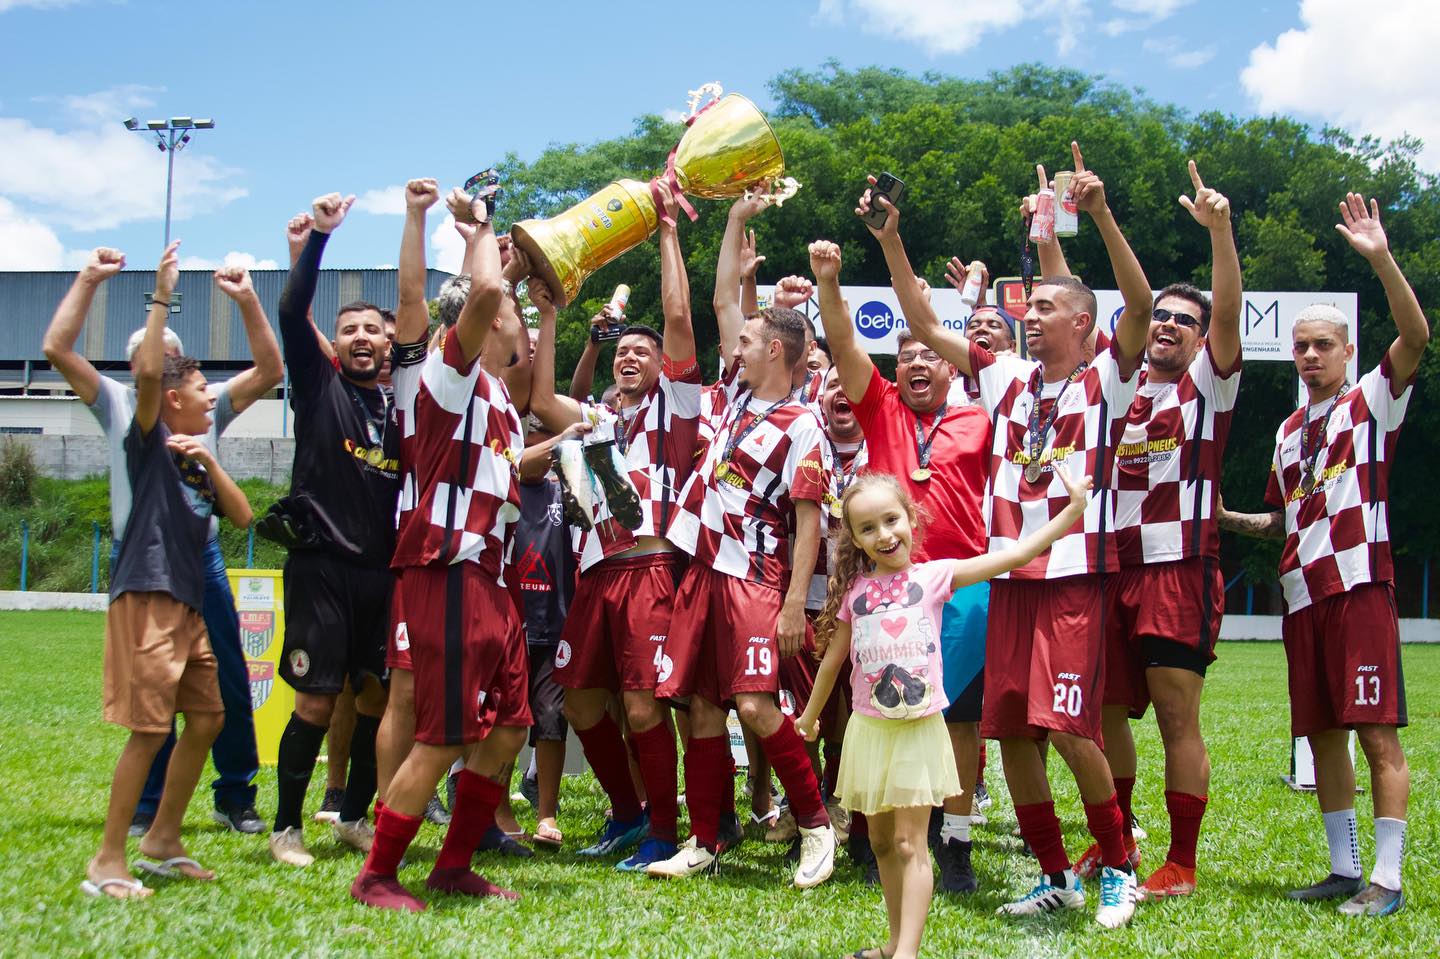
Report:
1218,508,1285,540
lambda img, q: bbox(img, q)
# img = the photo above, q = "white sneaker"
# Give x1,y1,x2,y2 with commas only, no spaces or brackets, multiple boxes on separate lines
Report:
1096,866,1138,928
645,843,716,879
269,827,314,867
998,872,1085,915
333,818,375,854
794,824,836,889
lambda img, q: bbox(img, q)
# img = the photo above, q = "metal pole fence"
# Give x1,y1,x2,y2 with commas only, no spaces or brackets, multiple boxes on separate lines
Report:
91,521,101,592
19,520,28,591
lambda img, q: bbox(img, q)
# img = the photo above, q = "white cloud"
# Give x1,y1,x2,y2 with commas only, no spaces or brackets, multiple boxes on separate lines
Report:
0,196,65,269
1142,36,1215,69
1103,0,1192,34
1241,0,1440,171
430,214,466,274
178,251,280,271
817,0,1088,57
0,0,84,10
352,185,407,216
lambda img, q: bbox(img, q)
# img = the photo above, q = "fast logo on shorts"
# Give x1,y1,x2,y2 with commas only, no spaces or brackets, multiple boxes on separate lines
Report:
1051,672,1082,717
394,622,410,652
289,649,311,678
554,640,572,669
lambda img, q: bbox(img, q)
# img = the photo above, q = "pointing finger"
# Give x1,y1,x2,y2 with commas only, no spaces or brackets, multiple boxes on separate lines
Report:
1071,141,1085,173
1036,164,1048,191
1188,159,1204,193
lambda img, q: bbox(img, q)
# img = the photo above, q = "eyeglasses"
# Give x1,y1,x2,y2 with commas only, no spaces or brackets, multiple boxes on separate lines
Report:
897,349,941,364
1152,307,1202,329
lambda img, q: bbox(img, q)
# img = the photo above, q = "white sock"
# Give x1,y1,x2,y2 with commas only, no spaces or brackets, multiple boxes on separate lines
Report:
1323,809,1362,879
1371,818,1406,891
941,812,971,843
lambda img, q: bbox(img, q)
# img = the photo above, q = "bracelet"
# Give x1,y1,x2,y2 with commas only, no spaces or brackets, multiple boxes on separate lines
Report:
152,296,171,307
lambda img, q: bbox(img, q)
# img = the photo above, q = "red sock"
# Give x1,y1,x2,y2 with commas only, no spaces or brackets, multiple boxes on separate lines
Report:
1084,793,1129,870
575,713,643,822
759,724,828,829
1015,801,1069,875
631,723,679,843
363,806,423,878
1165,790,1207,869
1113,776,1136,844
720,749,737,817
433,770,501,871
683,735,729,850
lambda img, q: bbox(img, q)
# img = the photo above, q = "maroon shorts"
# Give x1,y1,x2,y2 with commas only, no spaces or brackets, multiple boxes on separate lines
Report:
1282,583,1407,738
393,563,533,746
1103,556,1223,717
980,576,1105,744
656,564,812,709
554,552,684,693
386,583,413,673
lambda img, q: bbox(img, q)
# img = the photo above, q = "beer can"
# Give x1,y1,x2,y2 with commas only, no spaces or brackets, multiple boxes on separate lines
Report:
608,283,631,314
1053,171,1078,237
960,261,984,307
1029,189,1056,243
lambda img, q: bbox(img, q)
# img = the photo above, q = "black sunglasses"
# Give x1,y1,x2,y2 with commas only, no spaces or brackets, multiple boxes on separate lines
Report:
1152,307,1202,329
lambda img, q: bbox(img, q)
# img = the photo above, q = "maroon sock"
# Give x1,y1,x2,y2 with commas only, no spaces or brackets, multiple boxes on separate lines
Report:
759,724,828,829
1015,801,1069,876
1084,793,1129,870
1164,790,1208,869
575,714,643,822
720,749,737,817
631,723,679,843
433,770,501,872
363,806,423,878
683,735,729,850
1113,775,1136,843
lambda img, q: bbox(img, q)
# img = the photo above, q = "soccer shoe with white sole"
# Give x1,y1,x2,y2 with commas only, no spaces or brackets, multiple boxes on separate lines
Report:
313,787,343,824
998,872,1085,916
1095,866,1138,928
582,440,643,531
269,827,315,867
1128,811,1148,842
975,782,993,812
646,843,717,879
1139,861,1196,901
1337,883,1405,917
794,824,837,889
423,793,451,826
1287,872,1365,901
334,818,375,854
1073,837,1141,880
617,838,679,872
578,812,647,857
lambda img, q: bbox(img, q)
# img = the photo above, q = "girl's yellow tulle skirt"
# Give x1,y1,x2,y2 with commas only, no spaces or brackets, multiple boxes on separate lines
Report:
835,711,962,815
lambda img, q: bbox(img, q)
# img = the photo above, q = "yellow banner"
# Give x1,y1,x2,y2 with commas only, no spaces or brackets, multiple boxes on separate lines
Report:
228,569,292,766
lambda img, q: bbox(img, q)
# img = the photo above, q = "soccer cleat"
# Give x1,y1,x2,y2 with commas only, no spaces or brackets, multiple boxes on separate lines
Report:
716,812,744,855
426,865,519,900
583,440,643,530
128,809,155,838
351,871,426,912
975,782,993,812
646,843,717,879
1337,883,1404,917
1139,860,1196,901
1128,811,1147,842
765,806,798,843
423,792,451,826
269,827,315,867
936,837,978,894
578,812,648,857
616,838,679,872
314,787,344,824
477,826,534,858
998,872,1085,915
1096,866,1138,928
553,442,595,531
1073,838,1141,880
794,824,837,889
1287,872,1365,901
334,818,375,854
213,803,266,835
519,771,540,810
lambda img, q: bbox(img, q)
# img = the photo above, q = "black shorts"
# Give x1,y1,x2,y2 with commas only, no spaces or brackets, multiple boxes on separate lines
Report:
528,644,568,746
943,669,984,724
280,550,393,695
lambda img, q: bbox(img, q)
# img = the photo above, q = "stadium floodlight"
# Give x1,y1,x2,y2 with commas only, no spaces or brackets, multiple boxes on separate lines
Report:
123,114,217,246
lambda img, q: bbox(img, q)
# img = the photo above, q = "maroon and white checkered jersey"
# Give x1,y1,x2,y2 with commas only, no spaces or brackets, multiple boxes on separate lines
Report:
391,331,522,580
1264,354,1413,612
1111,345,1240,566
972,340,1139,579
808,440,868,611
571,355,702,572
668,391,831,590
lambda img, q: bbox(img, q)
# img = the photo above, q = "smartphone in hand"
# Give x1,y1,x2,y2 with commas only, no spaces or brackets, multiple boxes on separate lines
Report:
859,172,906,230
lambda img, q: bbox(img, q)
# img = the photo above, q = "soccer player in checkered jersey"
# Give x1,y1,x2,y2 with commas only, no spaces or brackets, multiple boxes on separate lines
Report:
871,141,1155,927
1220,193,1428,917
522,185,701,872
349,181,532,912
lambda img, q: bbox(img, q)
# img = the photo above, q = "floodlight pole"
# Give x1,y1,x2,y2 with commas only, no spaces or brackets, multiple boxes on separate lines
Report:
122,117,216,247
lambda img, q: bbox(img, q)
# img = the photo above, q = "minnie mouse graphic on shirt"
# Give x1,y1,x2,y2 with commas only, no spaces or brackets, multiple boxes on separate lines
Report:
849,570,939,720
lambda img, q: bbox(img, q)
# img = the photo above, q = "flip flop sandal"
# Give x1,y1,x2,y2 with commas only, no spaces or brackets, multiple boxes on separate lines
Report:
750,809,780,827
81,877,148,899
532,825,564,849
135,856,213,880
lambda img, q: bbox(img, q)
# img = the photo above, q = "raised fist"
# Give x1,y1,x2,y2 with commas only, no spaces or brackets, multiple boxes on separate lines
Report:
155,240,181,298
406,178,440,212
807,240,842,283
214,265,255,300
774,275,814,310
312,192,355,233
82,247,126,283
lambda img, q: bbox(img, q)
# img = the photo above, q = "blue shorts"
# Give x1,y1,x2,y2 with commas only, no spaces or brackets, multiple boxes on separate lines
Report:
941,581,989,722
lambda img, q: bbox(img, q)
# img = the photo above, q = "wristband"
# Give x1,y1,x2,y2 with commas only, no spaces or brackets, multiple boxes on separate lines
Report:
394,338,428,368
152,296,171,307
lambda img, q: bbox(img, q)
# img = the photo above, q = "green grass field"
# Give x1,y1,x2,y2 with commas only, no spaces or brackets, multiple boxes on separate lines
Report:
0,610,1433,958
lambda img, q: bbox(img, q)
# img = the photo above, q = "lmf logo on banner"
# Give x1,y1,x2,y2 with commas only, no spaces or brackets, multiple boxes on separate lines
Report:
855,300,899,340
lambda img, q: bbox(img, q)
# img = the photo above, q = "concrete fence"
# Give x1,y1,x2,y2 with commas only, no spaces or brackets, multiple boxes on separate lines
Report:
6,432,294,484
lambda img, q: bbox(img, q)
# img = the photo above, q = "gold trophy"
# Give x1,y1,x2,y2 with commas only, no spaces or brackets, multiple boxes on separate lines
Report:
511,84,798,307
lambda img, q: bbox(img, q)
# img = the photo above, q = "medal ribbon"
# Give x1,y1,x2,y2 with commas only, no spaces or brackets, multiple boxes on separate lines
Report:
649,90,722,227
826,438,861,501
613,402,644,457
1298,382,1349,487
912,403,948,470
1025,363,1087,468
346,382,390,447
1020,212,1035,299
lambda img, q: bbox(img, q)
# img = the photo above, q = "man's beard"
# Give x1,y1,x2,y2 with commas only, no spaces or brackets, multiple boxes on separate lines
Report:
340,360,380,382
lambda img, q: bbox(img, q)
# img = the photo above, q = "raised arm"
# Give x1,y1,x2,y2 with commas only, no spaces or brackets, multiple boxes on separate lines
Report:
1180,160,1240,370
1069,142,1153,372
42,247,126,405
518,270,583,431
281,194,353,375
285,210,335,362
397,178,440,346
656,189,696,362
950,466,1092,589
134,242,181,435
739,227,764,316
1026,164,1072,277
715,193,773,369
857,181,974,377
446,187,505,364
213,266,283,413
808,241,875,404
569,308,614,402
1335,193,1430,388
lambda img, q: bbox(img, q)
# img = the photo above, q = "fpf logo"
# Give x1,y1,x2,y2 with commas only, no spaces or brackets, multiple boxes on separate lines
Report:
855,301,899,341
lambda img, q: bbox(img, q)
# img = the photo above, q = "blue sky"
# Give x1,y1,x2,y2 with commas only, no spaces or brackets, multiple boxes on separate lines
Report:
1,0,1434,272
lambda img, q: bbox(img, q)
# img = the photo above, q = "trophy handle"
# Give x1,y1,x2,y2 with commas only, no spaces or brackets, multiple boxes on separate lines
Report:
650,81,728,227
683,82,724,124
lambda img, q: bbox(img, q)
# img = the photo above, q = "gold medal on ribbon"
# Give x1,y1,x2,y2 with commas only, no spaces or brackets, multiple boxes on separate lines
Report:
829,498,844,519
1300,468,1316,495
714,461,730,482
1024,462,1044,484
911,467,932,483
